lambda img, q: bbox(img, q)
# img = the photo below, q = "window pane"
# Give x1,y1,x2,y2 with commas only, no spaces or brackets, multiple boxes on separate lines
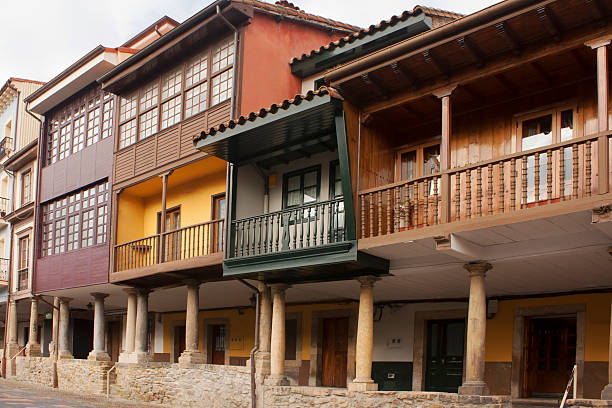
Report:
184,83,208,118
287,191,301,207
101,99,114,140
423,144,441,176
212,38,235,73
287,175,300,191
140,80,159,112
522,114,553,150
304,171,317,188
400,150,417,180
185,52,208,87
47,128,58,164
161,96,182,129
303,186,317,203
139,108,158,140
119,94,137,122
72,115,86,153
211,69,233,106
86,106,101,146
161,68,182,100
59,122,71,160
560,109,574,142
119,119,137,149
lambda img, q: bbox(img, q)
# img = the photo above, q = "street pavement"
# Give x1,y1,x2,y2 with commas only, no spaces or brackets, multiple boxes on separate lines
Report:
0,383,97,407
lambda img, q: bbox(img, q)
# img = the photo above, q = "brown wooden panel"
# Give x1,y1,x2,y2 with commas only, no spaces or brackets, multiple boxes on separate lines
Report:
207,101,231,129
180,113,208,158
115,147,136,183
134,137,156,175
156,127,180,166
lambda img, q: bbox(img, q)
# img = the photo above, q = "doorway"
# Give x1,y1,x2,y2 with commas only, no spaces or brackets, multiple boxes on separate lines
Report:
425,319,465,393
72,318,94,359
209,324,226,365
523,316,577,398
173,325,186,363
211,194,225,253
321,317,349,388
158,206,181,261
108,321,121,362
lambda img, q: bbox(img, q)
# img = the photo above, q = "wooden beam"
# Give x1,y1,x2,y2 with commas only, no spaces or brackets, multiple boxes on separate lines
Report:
530,61,553,85
460,84,485,102
361,73,389,100
536,6,562,42
422,49,449,79
494,73,516,94
399,104,422,119
457,36,485,68
570,49,591,74
495,22,521,55
585,0,606,26
389,61,419,89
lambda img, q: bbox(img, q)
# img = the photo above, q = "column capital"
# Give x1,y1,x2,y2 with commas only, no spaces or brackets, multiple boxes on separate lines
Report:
433,84,457,99
184,279,200,288
356,275,380,288
90,292,109,300
463,261,492,277
269,284,291,295
137,288,152,296
59,297,73,304
586,37,612,49
30,297,39,304
123,288,138,296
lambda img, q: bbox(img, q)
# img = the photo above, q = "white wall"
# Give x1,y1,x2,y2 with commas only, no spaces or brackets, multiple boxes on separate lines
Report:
154,313,164,353
372,302,467,362
234,164,265,219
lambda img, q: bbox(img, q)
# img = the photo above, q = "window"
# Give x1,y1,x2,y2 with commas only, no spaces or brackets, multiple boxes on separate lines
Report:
4,120,11,139
72,114,86,153
283,166,321,208
86,105,101,146
161,95,182,130
185,52,208,87
58,122,71,160
329,161,342,199
395,141,442,181
119,119,137,149
101,97,114,140
139,108,158,140
47,125,59,165
17,236,29,291
212,38,234,73
21,170,31,205
119,93,137,123
162,68,182,100
40,180,109,257
211,69,232,106
185,83,207,119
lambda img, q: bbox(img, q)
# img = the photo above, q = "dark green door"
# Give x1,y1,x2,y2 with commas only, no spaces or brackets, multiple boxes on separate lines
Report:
425,319,465,393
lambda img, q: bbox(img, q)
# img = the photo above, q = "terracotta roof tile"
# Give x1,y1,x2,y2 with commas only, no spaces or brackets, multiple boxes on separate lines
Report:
194,86,342,142
290,4,463,65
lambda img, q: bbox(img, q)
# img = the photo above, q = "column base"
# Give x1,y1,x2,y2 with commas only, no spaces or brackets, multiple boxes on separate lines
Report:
87,350,111,361
25,343,41,357
5,343,19,377
602,384,612,400
254,351,271,376
58,350,74,359
264,374,290,386
118,352,149,364
178,350,205,365
458,381,489,396
348,378,378,391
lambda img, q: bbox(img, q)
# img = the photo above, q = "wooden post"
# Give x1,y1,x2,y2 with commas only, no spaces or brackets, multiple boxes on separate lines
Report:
586,38,611,194
434,85,456,224
159,172,170,263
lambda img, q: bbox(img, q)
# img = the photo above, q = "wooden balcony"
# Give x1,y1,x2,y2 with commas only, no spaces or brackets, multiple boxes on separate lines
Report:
112,219,224,287
358,131,612,248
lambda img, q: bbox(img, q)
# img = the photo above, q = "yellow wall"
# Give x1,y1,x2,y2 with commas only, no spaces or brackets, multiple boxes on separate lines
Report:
162,302,359,361
485,293,612,362
116,193,145,244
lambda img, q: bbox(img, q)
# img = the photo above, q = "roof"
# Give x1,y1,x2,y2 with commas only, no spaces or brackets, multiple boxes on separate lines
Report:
290,5,463,67
121,15,180,48
195,86,341,141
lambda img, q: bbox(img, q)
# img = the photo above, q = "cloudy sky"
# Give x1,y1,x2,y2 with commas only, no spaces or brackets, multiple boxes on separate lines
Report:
0,0,498,84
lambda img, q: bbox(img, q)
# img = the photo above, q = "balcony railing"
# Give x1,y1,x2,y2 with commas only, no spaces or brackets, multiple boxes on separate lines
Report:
0,197,9,217
359,132,610,239
17,267,28,291
0,258,8,282
114,219,224,272
230,198,346,258
0,137,12,158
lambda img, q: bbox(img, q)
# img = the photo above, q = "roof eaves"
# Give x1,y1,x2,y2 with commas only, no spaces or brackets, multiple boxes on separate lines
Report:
120,15,180,48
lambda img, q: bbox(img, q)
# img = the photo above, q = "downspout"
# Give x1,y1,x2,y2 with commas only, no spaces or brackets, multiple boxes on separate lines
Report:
216,4,239,119
238,279,260,408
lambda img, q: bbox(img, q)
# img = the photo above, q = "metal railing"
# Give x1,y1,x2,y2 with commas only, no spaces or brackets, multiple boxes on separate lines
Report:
230,198,346,258
0,137,13,158
16,267,28,291
0,197,9,216
114,219,224,272
0,258,8,282
359,132,610,238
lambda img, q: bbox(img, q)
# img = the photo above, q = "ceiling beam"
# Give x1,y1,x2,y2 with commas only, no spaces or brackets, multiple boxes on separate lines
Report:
570,49,591,74
361,73,389,100
530,61,553,85
389,61,419,89
244,132,335,165
399,104,422,119
536,6,562,42
457,36,485,68
585,0,607,26
460,83,485,102
495,22,521,55
494,73,517,94
422,49,449,79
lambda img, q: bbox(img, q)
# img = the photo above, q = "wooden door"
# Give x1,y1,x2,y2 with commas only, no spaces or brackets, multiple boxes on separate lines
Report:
159,208,180,261
210,325,226,365
425,319,465,393
173,325,186,363
321,317,349,388
524,317,576,398
108,321,121,362
212,194,225,253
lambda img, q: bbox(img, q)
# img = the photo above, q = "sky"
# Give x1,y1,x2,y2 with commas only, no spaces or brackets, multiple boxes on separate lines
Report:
0,0,499,85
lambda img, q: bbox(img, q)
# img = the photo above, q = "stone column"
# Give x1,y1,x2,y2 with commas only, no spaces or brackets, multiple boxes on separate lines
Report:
179,282,205,364
49,297,59,356
349,276,379,391
458,262,492,395
133,289,150,362
256,282,272,376
58,297,73,359
265,284,290,386
6,300,19,376
25,297,41,357
602,299,612,399
88,293,110,361
119,288,137,362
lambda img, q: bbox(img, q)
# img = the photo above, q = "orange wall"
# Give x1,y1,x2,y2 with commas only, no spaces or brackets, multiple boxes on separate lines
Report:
239,12,346,115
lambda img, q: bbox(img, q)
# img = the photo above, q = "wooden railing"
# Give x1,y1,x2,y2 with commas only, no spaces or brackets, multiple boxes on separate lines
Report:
230,198,346,258
359,133,610,239
114,220,224,272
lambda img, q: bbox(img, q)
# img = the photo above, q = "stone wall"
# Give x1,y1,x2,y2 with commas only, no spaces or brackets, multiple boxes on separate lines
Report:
114,362,251,407
262,386,512,408
57,359,114,395
15,356,54,387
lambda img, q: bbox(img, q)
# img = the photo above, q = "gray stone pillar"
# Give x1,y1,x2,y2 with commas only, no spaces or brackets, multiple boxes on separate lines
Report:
349,276,379,391
6,300,19,376
602,299,612,399
458,262,491,395
118,288,137,363
49,297,59,356
265,284,290,386
256,282,272,376
25,297,41,357
8,299,17,345
88,293,110,361
133,289,150,362
179,282,205,364
58,298,73,359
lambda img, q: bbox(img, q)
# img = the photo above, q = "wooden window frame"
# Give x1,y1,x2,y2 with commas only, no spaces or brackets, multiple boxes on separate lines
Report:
394,138,442,182
115,36,235,152
282,165,322,209
329,160,343,199
17,235,30,291
21,169,32,205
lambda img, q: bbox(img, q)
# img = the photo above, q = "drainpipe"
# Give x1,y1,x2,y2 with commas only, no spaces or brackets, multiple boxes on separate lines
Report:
216,4,239,119
238,279,260,408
